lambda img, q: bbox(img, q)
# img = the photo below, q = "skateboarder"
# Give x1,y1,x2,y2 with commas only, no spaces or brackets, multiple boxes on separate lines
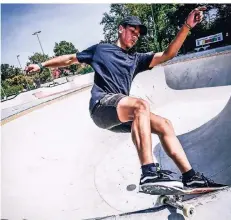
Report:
26,7,227,191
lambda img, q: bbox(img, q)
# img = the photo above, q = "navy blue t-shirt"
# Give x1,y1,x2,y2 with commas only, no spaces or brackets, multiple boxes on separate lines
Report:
76,43,154,113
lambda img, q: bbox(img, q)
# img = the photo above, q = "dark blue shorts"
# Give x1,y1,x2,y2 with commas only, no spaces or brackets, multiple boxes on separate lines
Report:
90,93,132,133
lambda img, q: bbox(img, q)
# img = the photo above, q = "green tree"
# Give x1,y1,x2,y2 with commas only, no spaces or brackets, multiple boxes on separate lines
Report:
101,4,231,54
167,4,206,52
209,4,231,45
100,4,181,53
5,75,33,88
125,4,180,52
27,52,50,64
1,64,35,99
53,41,79,75
124,4,153,52
100,4,153,52
26,52,52,84
78,64,94,75
168,4,231,51
1,64,21,80
100,4,131,44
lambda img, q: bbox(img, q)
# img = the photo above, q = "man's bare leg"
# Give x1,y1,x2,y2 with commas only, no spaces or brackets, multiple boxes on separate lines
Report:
116,96,185,190
116,96,225,189
117,96,154,165
150,113,192,173
117,96,191,174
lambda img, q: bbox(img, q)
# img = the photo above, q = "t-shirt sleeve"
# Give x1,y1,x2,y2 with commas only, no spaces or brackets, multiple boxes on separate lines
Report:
134,52,155,76
76,44,98,64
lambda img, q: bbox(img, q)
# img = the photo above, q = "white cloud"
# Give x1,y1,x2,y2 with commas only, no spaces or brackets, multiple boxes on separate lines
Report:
1,3,110,68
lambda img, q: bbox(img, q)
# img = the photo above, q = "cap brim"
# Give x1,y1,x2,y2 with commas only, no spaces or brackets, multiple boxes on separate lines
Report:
119,22,147,36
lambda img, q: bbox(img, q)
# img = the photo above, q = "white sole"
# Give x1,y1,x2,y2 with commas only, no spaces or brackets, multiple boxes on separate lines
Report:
140,181,184,193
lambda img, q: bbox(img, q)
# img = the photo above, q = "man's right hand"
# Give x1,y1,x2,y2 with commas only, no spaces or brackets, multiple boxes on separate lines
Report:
25,64,41,74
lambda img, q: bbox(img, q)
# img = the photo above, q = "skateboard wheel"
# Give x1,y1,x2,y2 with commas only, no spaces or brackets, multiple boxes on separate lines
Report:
183,204,195,218
159,195,168,205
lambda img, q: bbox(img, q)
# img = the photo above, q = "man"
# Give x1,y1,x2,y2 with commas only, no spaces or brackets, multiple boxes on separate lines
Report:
26,6,227,192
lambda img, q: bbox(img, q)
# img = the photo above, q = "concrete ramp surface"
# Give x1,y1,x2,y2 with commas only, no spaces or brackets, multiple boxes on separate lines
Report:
1,50,231,220
154,96,231,185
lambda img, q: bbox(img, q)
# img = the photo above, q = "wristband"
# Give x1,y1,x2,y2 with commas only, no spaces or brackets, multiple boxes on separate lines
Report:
37,63,44,73
184,21,192,30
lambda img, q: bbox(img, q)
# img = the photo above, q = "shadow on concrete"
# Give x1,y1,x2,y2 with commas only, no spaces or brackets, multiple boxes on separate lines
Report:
167,207,185,220
83,205,187,220
83,205,168,219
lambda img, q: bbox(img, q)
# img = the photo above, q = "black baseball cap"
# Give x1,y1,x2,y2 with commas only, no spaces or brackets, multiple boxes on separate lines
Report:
119,16,147,36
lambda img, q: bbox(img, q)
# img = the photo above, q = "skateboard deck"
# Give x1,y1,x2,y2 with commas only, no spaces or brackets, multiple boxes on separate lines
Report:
141,184,228,195
141,185,229,218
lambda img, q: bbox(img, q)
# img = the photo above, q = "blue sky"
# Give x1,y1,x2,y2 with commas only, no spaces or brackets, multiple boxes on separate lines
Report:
1,3,111,68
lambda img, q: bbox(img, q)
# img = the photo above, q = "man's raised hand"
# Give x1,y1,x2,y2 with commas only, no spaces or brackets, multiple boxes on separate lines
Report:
185,6,207,29
25,64,41,75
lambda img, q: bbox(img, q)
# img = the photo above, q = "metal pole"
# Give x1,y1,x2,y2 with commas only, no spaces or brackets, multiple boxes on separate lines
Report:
36,33,45,55
150,4,159,51
16,55,23,69
17,55,31,90
32,31,45,55
32,31,54,84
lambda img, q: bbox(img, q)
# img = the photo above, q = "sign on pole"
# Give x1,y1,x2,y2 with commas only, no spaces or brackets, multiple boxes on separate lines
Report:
196,33,223,47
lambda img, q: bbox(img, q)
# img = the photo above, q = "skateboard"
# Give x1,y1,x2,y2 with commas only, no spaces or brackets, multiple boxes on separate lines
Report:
142,185,228,218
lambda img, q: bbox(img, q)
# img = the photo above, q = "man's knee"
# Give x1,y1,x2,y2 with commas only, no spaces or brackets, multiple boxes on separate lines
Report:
134,99,150,114
117,97,150,122
159,118,175,136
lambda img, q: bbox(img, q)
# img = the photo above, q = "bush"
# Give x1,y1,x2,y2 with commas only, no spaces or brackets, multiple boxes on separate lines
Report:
79,65,94,75
1,85,24,99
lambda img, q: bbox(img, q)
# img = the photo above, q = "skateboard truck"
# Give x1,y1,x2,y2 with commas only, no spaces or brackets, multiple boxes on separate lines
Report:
141,183,228,218
158,195,195,218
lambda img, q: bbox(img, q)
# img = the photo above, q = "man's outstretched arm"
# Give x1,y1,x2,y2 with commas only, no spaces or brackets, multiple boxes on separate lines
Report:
149,6,206,68
25,54,79,74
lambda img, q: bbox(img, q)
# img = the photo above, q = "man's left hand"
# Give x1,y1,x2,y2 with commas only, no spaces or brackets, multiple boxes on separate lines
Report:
186,6,207,29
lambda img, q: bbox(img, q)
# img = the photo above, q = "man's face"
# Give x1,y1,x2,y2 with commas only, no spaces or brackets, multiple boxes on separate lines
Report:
119,25,141,49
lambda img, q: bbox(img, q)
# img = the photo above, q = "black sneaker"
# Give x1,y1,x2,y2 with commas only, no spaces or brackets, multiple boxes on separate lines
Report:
182,172,228,188
139,169,183,193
